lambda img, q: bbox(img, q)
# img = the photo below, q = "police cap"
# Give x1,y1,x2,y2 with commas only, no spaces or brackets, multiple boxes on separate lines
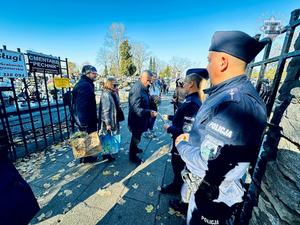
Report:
209,31,270,63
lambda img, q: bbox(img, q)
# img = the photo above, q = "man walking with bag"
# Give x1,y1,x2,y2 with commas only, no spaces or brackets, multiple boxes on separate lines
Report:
72,65,99,163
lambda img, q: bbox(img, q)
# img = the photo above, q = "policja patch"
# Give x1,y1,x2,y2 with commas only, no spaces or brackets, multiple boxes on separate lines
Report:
200,135,223,161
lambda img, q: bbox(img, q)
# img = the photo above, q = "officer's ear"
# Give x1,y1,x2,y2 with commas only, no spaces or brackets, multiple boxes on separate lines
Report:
219,54,229,72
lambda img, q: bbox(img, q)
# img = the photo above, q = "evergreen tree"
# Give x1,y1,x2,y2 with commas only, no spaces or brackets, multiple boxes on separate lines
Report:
103,64,109,77
152,57,156,73
119,39,136,76
149,57,153,71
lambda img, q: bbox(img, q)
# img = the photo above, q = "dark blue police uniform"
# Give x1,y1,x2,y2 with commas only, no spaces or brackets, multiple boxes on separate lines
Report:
176,31,269,225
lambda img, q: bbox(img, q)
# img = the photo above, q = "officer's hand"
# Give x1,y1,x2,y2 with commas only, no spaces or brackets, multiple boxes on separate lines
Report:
150,110,157,118
106,125,112,131
175,133,189,146
194,179,219,206
163,124,170,131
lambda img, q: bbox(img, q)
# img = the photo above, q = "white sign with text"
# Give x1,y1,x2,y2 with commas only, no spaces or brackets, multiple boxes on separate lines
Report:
0,49,28,78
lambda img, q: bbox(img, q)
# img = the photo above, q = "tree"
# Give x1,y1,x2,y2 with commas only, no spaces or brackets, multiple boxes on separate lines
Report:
131,42,150,75
96,23,126,76
170,56,192,77
103,64,109,77
152,57,157,73
119,39,136,76
67,61,80,76
159,65,172,78
149,57,153,71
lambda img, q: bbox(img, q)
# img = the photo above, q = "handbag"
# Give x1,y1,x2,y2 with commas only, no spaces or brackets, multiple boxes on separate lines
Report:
69,131,102,158
100,132,121,155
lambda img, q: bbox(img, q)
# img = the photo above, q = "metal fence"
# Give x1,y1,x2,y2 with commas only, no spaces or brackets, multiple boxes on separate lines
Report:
239,9,300,225
0,46,73,161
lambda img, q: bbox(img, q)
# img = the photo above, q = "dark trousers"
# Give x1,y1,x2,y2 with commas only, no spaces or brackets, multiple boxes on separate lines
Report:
190,201,234,225
129,131,143,158
171,138,185,189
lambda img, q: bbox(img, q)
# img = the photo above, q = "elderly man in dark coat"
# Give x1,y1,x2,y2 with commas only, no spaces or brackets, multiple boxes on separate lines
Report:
128,70,157,164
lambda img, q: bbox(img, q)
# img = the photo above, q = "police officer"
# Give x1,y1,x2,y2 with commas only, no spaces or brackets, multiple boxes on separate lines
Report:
161,70,208,195
175,31,269,225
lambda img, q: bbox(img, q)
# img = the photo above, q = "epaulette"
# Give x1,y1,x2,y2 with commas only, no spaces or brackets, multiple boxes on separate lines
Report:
220,88,241,103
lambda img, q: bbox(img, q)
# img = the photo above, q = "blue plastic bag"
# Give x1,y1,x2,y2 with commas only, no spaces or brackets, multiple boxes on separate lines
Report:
100,132,121,155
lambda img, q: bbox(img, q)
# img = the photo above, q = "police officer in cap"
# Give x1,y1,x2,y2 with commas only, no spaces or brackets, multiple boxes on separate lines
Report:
175,31,269,224
161,69,208,195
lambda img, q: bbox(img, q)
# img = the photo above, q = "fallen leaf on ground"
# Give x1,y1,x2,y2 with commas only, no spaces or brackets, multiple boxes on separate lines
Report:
58,169,65,173
113,171,119,176
118,198,126,205
145,204,154,213
108,164,115,168
168,207,185,218
97,189,111,197
132,183,139,189
45,210,53,218
51,174,61,181
157,186,161,191
102,170,111,176
37,213,46,221
146,172,151,176
148,191,154,197
64,189,73,197
76,184,82,188
64,174,71,180
43,183,51,189
167,159,171,162
155,215,161,221
67,162,75,168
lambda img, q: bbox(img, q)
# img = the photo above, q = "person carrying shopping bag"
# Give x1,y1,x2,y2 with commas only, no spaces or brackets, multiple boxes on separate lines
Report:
98,77,124,162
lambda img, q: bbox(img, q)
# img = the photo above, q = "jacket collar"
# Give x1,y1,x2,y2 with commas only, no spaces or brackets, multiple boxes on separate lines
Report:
81,75,94,86
204,74,247,96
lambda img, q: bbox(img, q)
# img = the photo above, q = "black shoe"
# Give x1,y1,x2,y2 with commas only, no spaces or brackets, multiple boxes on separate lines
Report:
169,199,188,215
129,156,142,165
103,154,116,162
80,156,98,164
136,148,143,153
160,183,181,194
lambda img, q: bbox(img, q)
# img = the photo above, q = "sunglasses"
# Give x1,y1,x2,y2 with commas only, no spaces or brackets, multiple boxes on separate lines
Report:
113,84,118,88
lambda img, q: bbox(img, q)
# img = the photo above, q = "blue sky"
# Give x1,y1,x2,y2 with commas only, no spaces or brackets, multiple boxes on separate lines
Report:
1,0,299,70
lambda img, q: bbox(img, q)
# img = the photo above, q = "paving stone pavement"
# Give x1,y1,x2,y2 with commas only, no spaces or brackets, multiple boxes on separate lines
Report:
14,93,186,225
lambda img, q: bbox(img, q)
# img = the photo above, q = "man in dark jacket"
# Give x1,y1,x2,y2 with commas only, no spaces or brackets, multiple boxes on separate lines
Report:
72,65,98,163
161,70,208,195
128,70,157,164
0,130,40,224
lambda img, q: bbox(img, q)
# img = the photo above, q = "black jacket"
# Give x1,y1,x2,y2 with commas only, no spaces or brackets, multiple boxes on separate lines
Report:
72,75,97,133
167,92,201,138
0,158,40,225
128,81,152,133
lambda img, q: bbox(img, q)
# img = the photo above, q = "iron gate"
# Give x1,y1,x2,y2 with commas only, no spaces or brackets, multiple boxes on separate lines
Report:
0,45,73,161
239,9,300,224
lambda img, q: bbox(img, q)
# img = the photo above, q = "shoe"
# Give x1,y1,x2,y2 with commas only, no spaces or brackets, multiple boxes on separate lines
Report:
169,199,188,215
160,183,181,194
129,156,142,165
103,154,116,162
80,156,98,164
136,148,143,153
